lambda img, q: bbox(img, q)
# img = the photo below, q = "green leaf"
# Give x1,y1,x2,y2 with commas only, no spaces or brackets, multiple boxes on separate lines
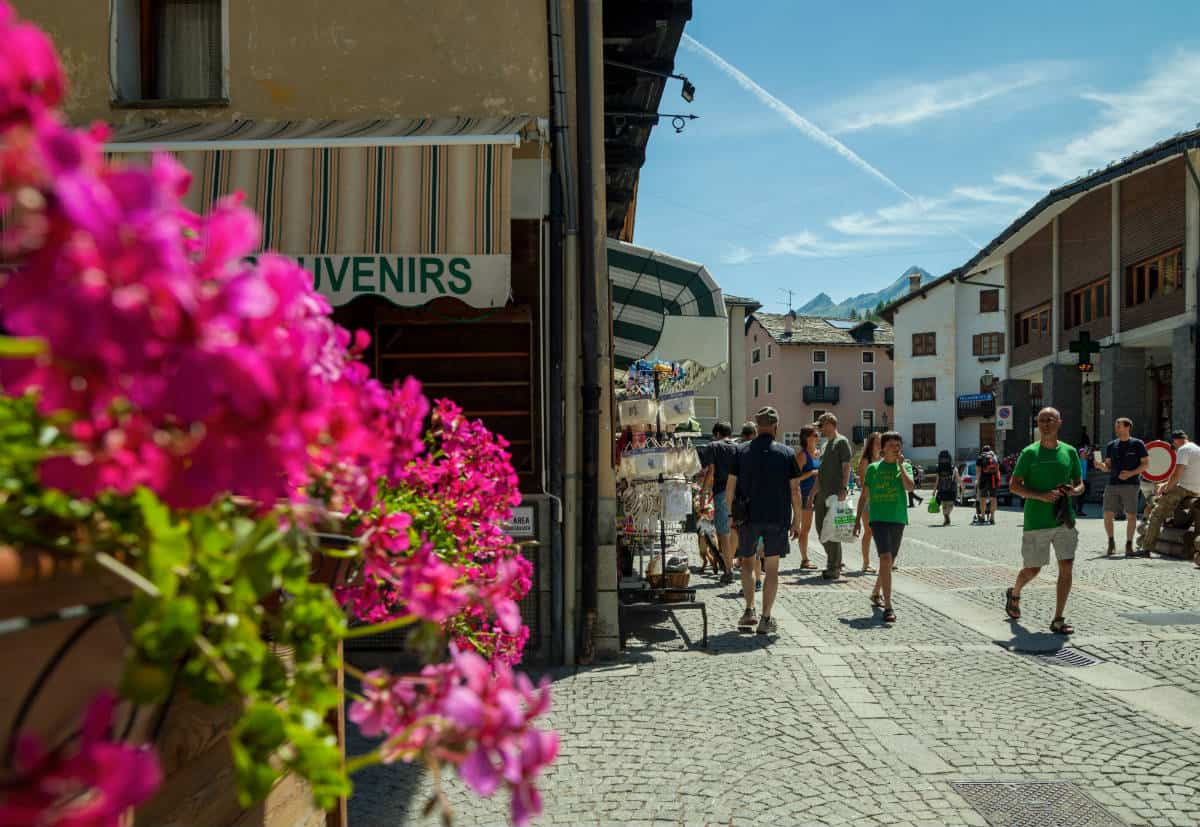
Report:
0,335,47,357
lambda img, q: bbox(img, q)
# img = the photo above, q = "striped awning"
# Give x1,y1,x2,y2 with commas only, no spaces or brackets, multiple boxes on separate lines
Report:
608,239,727,370
105,116,532,151
106,119,518,257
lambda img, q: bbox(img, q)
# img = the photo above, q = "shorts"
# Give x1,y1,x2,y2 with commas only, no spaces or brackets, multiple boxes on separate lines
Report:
737,522,790,559
713,494,731,534
1102,484,1140,515
870,522,905,557
978,480,996,497
1020,526,1079,568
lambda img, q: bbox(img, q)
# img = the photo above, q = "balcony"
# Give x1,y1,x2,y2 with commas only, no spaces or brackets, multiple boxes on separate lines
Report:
884,387,894,406
803,385,840,405
852,425,873,444
956,393,996,419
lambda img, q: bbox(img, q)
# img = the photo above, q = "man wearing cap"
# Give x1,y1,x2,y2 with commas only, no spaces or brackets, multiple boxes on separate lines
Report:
725,406,803,635
1139,430,1200,555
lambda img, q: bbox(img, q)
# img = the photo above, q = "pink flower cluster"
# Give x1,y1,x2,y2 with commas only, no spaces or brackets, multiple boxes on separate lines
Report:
0,693,162,827
349,647,558,826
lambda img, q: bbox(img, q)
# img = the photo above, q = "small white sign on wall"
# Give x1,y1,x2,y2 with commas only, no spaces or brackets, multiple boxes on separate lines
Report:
504,506,536,538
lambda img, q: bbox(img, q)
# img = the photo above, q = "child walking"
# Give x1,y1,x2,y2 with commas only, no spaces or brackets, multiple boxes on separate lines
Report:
854,432,915,624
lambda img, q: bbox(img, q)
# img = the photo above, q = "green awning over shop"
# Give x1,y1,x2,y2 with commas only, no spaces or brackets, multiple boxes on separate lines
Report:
608,239,728,370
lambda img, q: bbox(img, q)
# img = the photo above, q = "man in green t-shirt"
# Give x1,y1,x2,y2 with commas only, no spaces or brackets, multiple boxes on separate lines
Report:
815,413,852,581
853,431,914,624
1005,407,1084,636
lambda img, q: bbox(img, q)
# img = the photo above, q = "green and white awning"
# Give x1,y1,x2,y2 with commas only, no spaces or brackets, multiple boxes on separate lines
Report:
608,239,727,370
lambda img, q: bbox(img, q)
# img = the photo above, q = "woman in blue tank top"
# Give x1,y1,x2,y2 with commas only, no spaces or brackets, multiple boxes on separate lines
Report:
797,425,821,570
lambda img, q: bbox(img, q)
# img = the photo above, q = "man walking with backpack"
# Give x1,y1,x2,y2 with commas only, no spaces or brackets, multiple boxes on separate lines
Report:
976,445,1001,525
725,407,804,635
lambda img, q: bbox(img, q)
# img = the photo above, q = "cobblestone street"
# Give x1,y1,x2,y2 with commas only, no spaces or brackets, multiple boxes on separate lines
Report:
349,507,1200,826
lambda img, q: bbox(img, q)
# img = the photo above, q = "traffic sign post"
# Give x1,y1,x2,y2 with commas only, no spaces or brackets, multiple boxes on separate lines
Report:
996,405,1013,431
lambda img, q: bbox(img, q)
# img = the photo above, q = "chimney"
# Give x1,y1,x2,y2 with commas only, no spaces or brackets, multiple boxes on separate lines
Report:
907,273,922,293
784,309,796,335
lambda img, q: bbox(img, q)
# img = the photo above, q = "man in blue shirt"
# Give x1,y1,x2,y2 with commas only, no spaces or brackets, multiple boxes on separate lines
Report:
1093,417,1149,556
725,407,803,636
699,421,739,584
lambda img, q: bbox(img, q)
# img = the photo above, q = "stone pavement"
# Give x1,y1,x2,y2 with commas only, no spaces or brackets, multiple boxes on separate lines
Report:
347,506,1200,827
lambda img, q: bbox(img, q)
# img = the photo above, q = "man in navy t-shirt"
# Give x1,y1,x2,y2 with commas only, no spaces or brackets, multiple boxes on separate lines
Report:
725,406,802,636
1093,417,1149,556
698,422,739,583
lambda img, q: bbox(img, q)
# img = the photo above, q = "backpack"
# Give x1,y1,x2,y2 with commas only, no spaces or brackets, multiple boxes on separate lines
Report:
978,451,999,482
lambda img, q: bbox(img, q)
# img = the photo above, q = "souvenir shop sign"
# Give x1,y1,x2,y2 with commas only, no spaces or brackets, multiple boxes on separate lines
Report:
296,254,511,308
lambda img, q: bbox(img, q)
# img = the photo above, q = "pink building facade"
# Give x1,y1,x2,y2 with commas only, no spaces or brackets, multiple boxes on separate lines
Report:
744,312,894,447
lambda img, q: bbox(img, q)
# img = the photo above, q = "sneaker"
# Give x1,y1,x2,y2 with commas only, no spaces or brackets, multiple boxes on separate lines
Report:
719,572,734,585
1106,537,1116,556
756,615,777,635
738,608,757,631
755,579,762,592
1126,541,1137,557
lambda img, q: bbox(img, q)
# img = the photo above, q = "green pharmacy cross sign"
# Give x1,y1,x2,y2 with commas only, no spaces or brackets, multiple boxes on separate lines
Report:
1069,331,1101,373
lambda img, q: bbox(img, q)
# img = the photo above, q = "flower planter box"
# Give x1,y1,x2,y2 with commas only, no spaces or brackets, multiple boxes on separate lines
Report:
0,545,346,827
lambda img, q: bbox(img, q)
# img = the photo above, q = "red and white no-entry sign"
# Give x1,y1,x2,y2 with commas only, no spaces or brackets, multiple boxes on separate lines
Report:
1142,440,1176,483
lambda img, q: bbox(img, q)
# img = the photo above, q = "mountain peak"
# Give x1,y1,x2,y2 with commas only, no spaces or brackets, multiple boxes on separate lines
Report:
793,266,932,319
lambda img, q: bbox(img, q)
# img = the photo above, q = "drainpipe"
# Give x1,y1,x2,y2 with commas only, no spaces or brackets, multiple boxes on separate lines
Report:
574,0,601,660
545,0,574,664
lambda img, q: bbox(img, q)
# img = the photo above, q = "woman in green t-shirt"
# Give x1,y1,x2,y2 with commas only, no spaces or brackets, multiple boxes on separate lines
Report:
854,431,916,624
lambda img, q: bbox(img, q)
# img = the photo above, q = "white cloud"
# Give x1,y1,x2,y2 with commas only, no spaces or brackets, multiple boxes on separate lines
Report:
721,245,754,265
828,62,1073,134
993,173,1053,193
768,229,916,258
1033,52,1200,180
951,186,1029,206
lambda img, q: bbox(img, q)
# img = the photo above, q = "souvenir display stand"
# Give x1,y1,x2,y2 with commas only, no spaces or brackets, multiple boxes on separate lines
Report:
616,360,707,648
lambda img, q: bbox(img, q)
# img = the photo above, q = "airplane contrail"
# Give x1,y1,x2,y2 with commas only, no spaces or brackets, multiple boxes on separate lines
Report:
682,34,982,250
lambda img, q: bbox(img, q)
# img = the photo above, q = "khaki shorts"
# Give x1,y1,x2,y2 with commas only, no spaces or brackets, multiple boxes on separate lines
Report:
1020,526,1079,568
1102,484,1140,515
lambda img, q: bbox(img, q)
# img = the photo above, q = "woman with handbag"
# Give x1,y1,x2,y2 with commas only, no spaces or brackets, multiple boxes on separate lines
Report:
935,450,961,526
855,432,882,573
796,425,821,570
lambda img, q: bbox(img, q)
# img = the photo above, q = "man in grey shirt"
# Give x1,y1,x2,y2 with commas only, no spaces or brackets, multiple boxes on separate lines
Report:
815,412,852,580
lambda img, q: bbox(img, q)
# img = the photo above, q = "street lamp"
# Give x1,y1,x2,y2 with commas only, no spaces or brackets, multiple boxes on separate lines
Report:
980,369,996,393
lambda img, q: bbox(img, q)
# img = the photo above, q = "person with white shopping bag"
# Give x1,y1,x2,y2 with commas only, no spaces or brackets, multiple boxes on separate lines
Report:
853,432,914,625
724,407,804,636
814,413,853,581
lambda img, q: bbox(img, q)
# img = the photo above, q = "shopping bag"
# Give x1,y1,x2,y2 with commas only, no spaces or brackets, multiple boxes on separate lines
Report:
819,495,857,545
927,498,940,514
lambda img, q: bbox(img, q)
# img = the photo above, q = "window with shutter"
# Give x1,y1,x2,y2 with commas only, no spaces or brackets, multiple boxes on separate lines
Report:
114,0,225,104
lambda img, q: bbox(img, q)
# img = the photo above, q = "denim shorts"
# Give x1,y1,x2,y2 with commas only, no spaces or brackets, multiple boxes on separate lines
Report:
870,522,905,557
713,493,731,534
736,522,790,558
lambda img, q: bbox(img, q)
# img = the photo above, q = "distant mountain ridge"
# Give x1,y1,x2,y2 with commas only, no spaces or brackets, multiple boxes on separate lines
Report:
795,266,933,317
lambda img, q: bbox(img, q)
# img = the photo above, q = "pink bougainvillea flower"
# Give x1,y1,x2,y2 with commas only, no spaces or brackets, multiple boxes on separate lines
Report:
0,693,162,827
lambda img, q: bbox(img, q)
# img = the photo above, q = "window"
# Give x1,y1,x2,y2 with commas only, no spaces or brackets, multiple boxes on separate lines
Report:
783,432,803,448
972,332,1005,356
861,371,875,392
1014,303,1051,347
812,409,828,423
862,351,875,364
767,373,773,393
813,350,827,364
912,423,937,448
753,377,759,398
812,370,827,387
767,344,773,358
861,410,875,429
912,378,936,402
114,0,225,104
980,289,1000,313
751,347,761,364
1031,382,1044,405
1125,248,1183,308
1064,278,1110,329
693,397,718,419
912,332,936,356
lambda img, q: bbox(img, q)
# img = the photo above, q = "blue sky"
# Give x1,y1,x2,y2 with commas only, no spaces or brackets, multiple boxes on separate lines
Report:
631,0,1200,312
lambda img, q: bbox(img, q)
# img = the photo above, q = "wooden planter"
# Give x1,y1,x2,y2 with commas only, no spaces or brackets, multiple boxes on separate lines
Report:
0,545,347,827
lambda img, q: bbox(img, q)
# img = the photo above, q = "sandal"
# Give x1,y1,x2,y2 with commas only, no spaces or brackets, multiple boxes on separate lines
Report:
870,593,884,609
882,607,896,624
862,566,877,574
799,561,817,570
1004,588,1021,620
1050,617,1074,635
